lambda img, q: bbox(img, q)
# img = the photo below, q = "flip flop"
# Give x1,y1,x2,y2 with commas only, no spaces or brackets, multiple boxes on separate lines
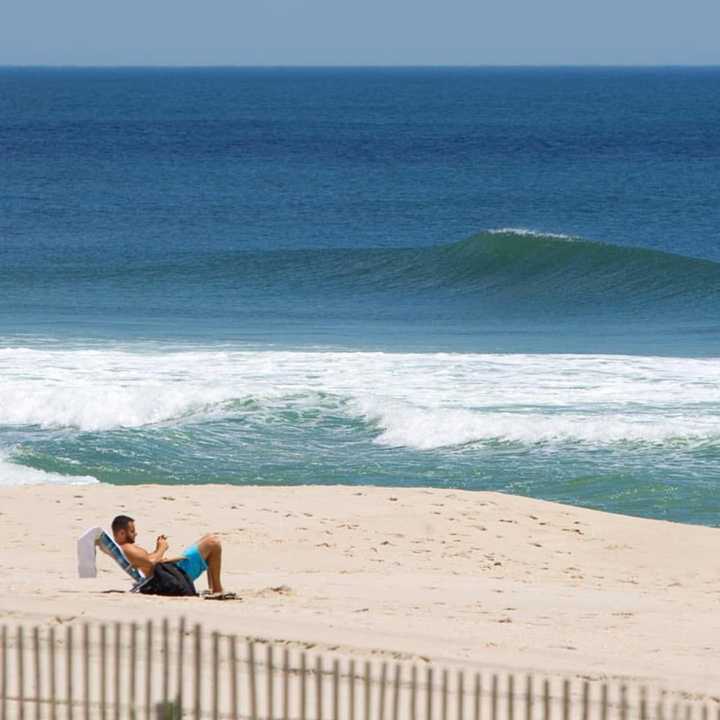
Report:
203,591,239,601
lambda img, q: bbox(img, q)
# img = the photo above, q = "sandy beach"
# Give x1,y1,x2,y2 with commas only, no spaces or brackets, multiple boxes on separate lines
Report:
1,484,718,697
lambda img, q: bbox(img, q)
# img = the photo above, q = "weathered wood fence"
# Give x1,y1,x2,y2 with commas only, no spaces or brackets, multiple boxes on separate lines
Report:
0,620,712,720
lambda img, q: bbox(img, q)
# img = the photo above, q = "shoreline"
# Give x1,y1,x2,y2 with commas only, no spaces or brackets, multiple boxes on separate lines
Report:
1,483,718,695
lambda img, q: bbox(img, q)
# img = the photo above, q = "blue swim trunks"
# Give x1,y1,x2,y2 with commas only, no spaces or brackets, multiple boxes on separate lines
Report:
176,544,208,581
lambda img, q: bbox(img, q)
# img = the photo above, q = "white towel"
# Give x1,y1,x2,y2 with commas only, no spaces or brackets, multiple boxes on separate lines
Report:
77,526,103,578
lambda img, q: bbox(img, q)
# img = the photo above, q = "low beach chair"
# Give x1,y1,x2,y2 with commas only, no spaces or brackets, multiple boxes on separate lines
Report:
77,526,150,592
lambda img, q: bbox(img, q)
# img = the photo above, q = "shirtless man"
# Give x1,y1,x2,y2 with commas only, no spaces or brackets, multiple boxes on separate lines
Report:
111,515,224,594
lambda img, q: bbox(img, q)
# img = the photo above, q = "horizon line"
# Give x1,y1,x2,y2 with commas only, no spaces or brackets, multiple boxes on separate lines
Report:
2,63,720,70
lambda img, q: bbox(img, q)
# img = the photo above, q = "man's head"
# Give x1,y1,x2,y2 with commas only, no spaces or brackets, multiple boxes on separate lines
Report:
111,515,136,544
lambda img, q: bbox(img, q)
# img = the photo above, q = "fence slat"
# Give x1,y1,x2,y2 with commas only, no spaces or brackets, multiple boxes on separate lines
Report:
283,649,290,720
299,652,307,720
66,626,73,720
1,626,6,720
600,684,608,720
426,668,433,720
18,626,25,720
349,660,356,720
525,675,532,720
410,666,417,720
473,674,480,720
491,675,497,720
212,632,219,720
82,625,89,720
508,675,514,720
365,662,372,720
100,625,107,720
193,625,201,720
113,624,121,720
33,627,42,720
143,623,150,720
582,681,589,720
229,636,238,720
562,680,569,720
49,628,57,720
393,665,401,720
379,663,387,720
162,620,169,715
176,619,185,720
441,670,448,720
542,680,549,720
316,655,323,720
248,641,258,720
267,644,274,720
129,623,137,720
333,659,340,720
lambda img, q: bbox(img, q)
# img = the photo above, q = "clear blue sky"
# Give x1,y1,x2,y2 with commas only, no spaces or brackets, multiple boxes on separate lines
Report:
2,0,720,66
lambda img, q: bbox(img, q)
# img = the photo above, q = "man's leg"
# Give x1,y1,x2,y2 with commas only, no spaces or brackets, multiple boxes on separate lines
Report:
196,534,223,593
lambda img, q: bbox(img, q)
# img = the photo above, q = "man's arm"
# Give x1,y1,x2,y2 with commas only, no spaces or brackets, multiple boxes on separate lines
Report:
122,536,170,576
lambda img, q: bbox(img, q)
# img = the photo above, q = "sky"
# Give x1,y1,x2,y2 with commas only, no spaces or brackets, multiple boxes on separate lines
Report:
2,0,720,66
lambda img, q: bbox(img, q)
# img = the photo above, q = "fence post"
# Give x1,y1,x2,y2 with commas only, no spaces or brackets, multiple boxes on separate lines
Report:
100,624,107,720
600,684,607,720
620,686,627,720
542,680,549,720
640,687,647,720
581,681,589,720
561,680,569,720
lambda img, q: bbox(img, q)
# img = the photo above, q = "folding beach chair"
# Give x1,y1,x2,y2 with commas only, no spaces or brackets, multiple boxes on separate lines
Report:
77,526,151,592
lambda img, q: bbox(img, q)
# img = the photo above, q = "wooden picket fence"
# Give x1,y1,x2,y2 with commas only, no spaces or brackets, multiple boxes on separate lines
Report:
0,620,713,720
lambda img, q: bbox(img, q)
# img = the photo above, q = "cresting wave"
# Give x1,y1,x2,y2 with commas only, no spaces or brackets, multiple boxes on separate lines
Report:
10,231,720,318
1,347,720,454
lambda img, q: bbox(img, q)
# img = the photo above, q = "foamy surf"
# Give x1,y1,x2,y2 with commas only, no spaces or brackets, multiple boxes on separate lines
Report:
0,451,98,487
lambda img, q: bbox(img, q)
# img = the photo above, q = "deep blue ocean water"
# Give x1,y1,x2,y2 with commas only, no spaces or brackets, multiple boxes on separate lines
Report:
2,68,720,524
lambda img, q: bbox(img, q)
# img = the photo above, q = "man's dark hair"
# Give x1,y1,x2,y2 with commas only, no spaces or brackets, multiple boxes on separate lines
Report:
111,515,134,535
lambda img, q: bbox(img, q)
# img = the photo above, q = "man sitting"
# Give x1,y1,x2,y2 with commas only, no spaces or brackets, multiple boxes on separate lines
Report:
111,515,225,594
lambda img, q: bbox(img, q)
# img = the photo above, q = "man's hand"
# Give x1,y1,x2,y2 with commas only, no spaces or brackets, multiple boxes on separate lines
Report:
156,535,169,554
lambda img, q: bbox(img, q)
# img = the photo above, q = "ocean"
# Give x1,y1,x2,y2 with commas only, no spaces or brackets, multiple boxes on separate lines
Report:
2,67,719,524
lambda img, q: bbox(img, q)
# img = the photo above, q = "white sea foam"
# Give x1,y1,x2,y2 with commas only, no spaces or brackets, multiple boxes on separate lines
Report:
0,452,98,487
1,346,719,452
487,227,574,240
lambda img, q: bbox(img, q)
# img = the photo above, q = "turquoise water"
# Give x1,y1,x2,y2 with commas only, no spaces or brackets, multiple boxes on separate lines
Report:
2,68,720,525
